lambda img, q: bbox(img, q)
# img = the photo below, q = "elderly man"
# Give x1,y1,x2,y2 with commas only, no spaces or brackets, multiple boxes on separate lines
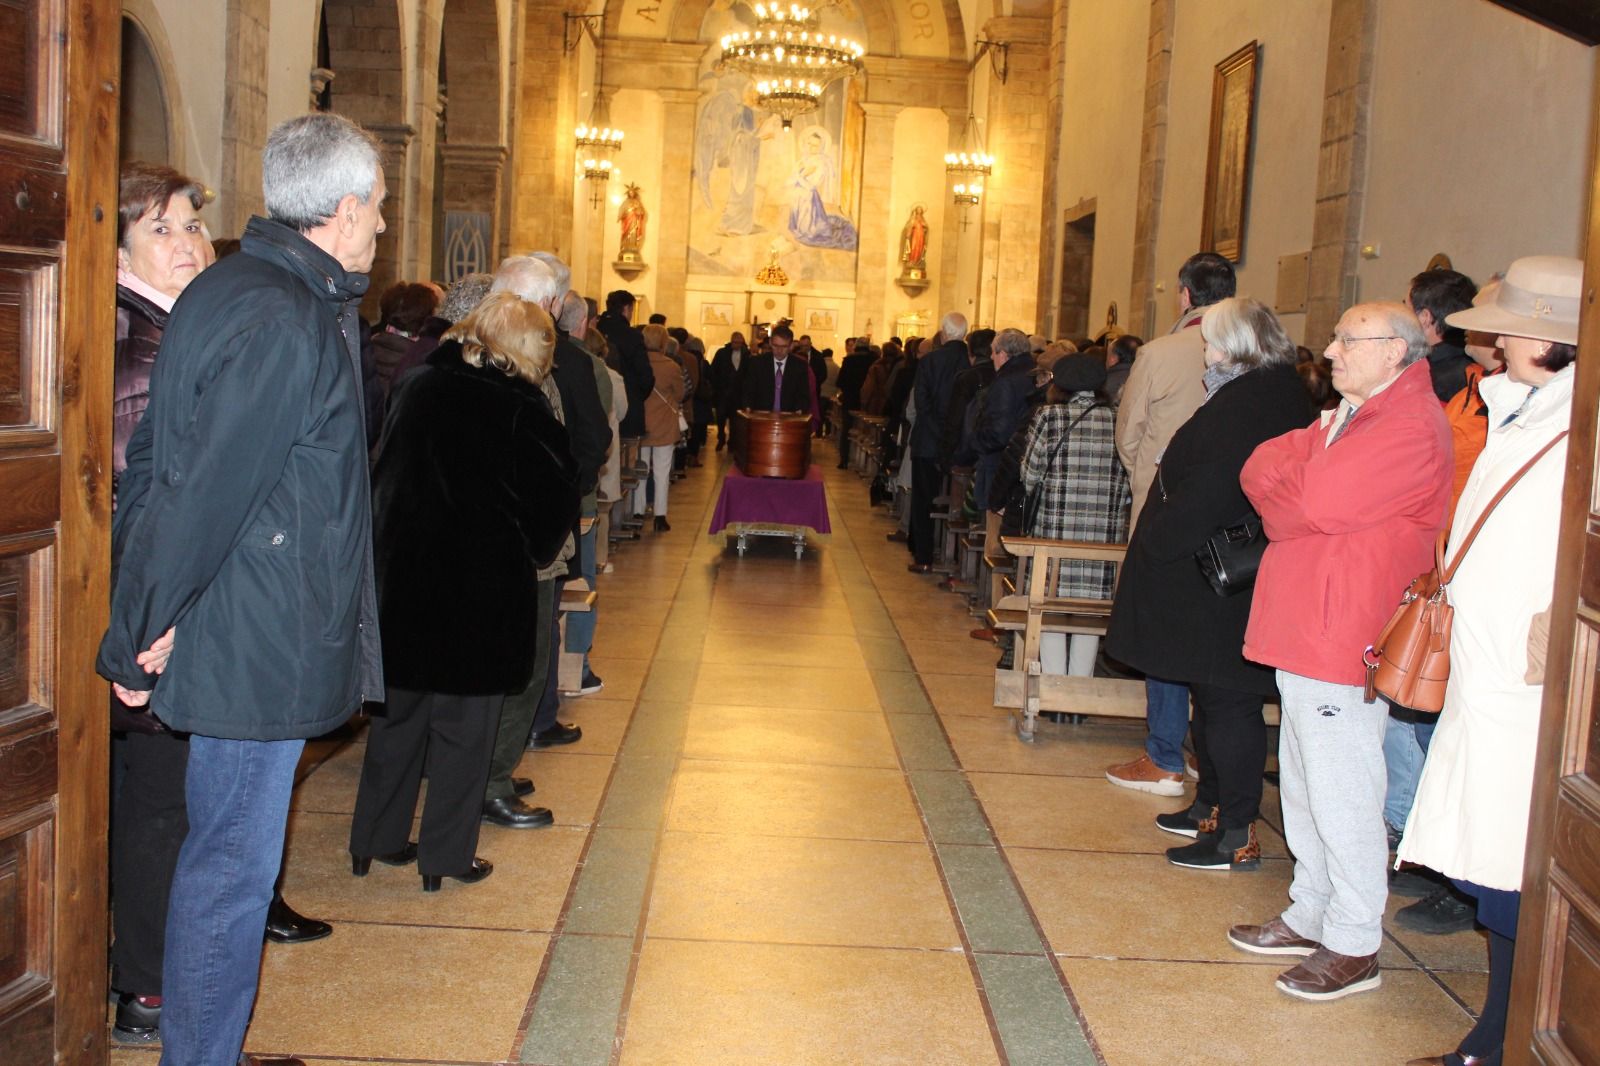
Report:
98,113,388,1066
1228,302,1451,1001
1106,251,1236,797
906,312,970,572
558,290,613,698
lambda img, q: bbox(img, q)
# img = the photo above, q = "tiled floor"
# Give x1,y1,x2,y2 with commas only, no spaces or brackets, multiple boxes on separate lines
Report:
109,446,1489,1066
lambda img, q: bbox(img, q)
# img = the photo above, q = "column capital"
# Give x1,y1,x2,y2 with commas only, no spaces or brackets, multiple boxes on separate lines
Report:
366,123,417,149
440,142,509,168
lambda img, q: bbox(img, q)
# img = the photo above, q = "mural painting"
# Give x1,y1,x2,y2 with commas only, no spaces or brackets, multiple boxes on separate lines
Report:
690,5,866,285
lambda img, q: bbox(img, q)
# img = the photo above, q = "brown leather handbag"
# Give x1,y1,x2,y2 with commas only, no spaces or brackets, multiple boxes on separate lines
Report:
1363,430,1568,711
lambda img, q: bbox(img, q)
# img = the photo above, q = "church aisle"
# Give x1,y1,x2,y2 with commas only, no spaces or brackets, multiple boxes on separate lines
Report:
111,450,1490,1066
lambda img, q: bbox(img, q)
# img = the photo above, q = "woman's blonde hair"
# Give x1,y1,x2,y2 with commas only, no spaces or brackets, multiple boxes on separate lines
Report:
444,291,556,385
641,323,669,352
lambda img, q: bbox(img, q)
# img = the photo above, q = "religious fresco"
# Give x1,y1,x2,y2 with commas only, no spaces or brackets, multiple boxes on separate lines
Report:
689,4,867,285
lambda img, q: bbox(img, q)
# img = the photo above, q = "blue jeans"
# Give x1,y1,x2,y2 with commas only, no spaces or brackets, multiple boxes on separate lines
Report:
1414,717,1436,755
563,523,598,673
159,735,304,1066
1382,712,1426,831
1144,676,1190,774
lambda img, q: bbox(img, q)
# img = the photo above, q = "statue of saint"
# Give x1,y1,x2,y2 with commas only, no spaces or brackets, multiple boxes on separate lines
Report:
899,205,929,271
619,184,647,253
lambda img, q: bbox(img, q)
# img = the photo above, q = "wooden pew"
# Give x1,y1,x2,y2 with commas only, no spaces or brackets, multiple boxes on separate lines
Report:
556,574,598,695
989,535,1278,742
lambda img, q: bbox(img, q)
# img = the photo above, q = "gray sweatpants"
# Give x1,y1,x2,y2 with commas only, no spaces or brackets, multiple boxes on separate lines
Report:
1276,670,1390,957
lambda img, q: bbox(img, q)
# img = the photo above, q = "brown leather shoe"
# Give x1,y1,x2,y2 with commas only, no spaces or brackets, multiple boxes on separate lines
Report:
1405,1057,1491,1065
1227,916,1320,956
243,1056,307,1066
1274,946,1381,1001
907,562,932,574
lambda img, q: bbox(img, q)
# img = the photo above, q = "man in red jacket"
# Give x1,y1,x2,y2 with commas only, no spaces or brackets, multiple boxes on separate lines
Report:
1225,302,1451,1002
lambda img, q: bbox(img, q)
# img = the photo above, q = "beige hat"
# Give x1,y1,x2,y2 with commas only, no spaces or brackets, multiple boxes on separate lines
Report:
1446,255,1584,346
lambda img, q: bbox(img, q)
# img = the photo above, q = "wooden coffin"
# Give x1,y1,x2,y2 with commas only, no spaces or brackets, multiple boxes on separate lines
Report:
733,410,812,478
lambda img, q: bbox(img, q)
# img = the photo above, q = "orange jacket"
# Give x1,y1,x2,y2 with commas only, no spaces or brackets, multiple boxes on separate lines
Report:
1443,363,1499,513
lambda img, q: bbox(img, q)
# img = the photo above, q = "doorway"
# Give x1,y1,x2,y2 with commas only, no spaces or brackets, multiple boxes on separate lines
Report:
1056,201,1096,341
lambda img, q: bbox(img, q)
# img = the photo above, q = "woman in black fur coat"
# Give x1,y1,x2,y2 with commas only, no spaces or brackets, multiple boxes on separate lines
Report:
349,292,579,891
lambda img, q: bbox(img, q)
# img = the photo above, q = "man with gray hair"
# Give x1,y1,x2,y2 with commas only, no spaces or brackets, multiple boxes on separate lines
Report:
98,111,388,1066
906,311,969,572
971,328,1037,513
1227,301,1450,1002
556,290,613,698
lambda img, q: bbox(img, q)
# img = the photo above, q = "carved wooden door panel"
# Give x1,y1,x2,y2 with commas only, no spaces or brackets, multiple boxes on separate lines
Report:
1508,73,1600,1066
0,0,117,1062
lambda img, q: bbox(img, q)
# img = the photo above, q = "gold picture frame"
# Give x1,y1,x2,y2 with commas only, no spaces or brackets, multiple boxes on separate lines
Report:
1200,41,1260,264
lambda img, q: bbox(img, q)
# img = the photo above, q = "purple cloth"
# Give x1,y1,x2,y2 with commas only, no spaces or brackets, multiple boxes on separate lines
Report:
709,464,832,534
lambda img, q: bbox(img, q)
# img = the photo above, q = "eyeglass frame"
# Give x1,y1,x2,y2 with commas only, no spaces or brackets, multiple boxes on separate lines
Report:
1329,332,1402,348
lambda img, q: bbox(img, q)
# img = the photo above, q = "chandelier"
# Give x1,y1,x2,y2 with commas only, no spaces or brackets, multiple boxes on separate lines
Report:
944,113,993,209
720,3,865,127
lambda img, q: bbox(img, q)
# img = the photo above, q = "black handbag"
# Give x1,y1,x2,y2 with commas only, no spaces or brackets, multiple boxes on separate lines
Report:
1195,512,1267,596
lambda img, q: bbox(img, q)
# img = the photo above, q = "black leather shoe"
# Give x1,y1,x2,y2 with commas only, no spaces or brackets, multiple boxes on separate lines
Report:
350,840,419,876
1396,884,1478,935
112,992,161,1044
264,893,332,944
513,776,535,797
654,515,671,532
529,722,582,749
422,857,494,892
482,796,555,828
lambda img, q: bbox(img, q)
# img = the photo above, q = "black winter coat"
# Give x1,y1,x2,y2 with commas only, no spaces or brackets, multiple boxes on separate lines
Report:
836,351,876,412
1105,364,1313,695
598,311,653,437
972,354,1037,509
909,340,966,459
552,332,610,495
942,359,994,465
98,217,383,739
372,343,579,695
113,285,168,481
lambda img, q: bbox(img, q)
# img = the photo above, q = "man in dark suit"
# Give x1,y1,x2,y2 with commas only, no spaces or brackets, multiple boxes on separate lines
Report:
833,338,877,468
710,331,750,448
739,324,811,412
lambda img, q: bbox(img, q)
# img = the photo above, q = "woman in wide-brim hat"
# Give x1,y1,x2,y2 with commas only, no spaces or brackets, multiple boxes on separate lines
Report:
1399,255,1582,1066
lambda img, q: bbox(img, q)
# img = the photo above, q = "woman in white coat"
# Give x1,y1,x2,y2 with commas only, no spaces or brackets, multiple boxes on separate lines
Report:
1399,255,1582,1066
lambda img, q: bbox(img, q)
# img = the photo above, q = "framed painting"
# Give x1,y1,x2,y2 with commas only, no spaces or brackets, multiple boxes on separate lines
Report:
1200,41,1260,263
804,308,838,333
701,301,735,328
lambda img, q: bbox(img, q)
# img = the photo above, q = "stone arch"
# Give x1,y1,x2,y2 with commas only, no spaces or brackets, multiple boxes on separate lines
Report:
118,1,186,170
431,0,506,280
316,0,409,298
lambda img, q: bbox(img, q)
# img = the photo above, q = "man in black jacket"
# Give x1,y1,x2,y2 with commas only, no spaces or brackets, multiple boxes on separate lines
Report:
739,324,811,412
942,327,995,467
833,338,876,468
972,329,1037,511
598,289,653,440
710,331,751,447
907,313,970,569
98,113,388,1066
1406,267,1478,402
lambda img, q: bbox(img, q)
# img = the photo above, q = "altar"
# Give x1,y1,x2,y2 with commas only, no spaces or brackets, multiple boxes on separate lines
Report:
709,464,832,557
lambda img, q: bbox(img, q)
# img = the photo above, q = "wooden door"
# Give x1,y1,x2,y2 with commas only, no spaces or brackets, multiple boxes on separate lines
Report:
1507,70,1600,1065
0,0,118,1062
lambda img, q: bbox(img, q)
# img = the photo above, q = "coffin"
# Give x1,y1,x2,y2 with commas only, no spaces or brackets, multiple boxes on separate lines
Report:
733,409,812,478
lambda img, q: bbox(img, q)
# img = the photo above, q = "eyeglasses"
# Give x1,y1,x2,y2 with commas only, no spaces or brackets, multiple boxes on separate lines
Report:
1330,333,1401,348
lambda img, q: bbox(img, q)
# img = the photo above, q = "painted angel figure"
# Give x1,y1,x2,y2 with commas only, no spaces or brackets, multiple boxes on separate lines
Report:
619,183,647,252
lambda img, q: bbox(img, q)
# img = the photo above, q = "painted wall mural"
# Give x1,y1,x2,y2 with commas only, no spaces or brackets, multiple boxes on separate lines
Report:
690,4,866,285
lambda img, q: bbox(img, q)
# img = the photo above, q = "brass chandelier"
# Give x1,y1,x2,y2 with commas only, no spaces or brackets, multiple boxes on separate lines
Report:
720,2,865,127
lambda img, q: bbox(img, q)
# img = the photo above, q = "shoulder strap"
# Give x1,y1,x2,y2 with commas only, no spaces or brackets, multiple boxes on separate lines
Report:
1041,401,1106,470
1442,430,1568,584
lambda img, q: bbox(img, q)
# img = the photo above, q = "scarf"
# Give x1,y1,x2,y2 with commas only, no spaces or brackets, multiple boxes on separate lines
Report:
1201,361,1249,398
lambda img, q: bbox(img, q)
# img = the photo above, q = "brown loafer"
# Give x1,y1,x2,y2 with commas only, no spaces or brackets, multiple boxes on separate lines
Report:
906,562,932,574
1227,916,1320,956
244,1056,307,1066
1275,946,1381,1001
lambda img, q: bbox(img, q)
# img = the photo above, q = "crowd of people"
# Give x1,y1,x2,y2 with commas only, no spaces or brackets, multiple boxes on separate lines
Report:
100,105,1579,1066
101,112,767,1066
859,249,1577,1065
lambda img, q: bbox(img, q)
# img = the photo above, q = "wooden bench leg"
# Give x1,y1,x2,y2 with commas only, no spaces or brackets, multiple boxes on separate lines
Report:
1019,657,1041,743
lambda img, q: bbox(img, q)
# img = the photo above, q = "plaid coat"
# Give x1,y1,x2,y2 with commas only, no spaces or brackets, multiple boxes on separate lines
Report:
1020,395,1131,597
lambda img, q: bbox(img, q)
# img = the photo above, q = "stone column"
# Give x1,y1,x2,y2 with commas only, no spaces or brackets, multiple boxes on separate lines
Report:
367,123,416,304
1128,0,1175,338
439,143,509,280
1306,0,1378,345
853,102,902,338
219,0,270,236
653,88,700,322
1034,0,1071,335
937,107,969,322
511,4,575,259
983,16,1049,332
